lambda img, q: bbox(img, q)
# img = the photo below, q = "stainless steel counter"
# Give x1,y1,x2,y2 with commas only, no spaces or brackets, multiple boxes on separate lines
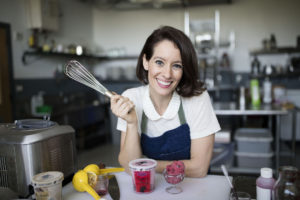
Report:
214,102,288,115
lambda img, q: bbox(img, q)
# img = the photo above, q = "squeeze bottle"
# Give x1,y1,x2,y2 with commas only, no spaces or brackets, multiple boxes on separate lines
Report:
256,168,276,200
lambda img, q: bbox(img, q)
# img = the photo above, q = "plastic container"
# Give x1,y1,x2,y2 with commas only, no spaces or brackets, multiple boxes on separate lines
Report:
250,79,261,107
256,168,276,200
234,128,273,153
129,158,157,193
235,151,274,168
31,171,64,200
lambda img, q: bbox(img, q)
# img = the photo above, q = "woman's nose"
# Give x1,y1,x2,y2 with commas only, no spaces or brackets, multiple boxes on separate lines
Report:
162,66,172,78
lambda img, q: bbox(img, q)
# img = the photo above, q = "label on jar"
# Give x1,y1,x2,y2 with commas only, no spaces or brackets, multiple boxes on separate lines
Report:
134,171,152,193
256,186,272,200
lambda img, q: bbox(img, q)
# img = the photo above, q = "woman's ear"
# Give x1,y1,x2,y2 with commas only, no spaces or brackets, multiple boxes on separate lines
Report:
143,54,149,71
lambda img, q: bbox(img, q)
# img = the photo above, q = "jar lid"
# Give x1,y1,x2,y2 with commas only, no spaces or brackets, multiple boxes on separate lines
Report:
129,158,157,171
261,168,272,178
32,171,64,187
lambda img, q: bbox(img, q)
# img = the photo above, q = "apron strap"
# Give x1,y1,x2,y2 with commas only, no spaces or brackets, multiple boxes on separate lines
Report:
178,101,186,125
141,100,186,133
141,111,147,134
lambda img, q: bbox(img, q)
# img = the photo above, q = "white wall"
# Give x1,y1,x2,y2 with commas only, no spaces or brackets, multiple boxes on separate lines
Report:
92,0,300,72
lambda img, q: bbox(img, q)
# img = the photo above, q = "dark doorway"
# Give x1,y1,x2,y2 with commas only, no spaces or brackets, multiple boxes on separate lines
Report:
0,22,14,123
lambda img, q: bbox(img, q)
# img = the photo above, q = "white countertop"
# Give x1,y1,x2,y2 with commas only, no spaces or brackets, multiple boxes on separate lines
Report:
63,172,231,200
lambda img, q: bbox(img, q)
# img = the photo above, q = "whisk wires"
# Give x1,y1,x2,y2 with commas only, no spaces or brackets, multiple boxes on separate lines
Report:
64,60,112,97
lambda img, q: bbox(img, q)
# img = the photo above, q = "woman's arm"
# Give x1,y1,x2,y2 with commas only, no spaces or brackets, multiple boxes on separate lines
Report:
110,94,142,174
155,134,215,178
118,127,142,174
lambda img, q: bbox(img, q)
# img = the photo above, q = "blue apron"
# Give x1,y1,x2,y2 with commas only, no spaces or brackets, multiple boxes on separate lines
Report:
140,101,191,160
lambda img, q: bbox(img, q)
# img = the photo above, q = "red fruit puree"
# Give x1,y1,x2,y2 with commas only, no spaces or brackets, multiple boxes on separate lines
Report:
96,189,107,196
134,171,151,193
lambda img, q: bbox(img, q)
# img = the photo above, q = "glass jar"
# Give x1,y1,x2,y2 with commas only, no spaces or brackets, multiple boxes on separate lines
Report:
272,166,300,200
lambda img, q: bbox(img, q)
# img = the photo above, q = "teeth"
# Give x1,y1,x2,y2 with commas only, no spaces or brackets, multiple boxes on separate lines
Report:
157,79,171,86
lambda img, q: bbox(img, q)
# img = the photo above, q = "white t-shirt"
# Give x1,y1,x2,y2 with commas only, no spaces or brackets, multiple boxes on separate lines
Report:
116,85,220,139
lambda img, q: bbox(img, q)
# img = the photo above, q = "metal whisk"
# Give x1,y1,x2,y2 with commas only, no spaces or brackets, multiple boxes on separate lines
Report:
64,60,113,98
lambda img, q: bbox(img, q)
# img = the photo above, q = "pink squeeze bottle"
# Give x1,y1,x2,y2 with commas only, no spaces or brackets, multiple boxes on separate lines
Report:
256,168,276,200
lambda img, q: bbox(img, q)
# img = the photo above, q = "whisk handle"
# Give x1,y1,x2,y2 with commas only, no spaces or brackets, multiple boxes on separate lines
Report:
105,91,113,98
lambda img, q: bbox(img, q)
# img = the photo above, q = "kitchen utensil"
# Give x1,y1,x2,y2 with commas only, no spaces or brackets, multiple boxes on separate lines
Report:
72,170,101,200
64,60,113,98
108,175,120,200
221,165,239,200
83,164,125,175
0,118,77,198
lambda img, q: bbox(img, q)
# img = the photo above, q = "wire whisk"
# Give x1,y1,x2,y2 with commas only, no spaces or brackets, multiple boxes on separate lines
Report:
64,60,113,98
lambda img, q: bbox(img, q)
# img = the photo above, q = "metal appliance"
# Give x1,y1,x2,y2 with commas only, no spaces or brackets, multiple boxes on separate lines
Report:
0,118,77,197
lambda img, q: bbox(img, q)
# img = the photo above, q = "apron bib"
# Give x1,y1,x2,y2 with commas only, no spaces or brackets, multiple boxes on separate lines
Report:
140,101,191,160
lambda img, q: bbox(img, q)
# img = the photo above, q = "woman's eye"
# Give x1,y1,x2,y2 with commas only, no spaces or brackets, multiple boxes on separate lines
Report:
173,64,183,70
155,60,163,65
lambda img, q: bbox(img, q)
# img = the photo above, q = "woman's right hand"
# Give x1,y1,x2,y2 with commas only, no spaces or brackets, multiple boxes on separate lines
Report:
110,94,137,124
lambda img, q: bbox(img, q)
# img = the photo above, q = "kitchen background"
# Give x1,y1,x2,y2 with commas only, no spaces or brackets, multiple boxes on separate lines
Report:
1,0,300,175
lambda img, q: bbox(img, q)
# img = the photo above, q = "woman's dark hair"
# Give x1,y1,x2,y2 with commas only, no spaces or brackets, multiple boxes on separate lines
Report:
136,26,205,97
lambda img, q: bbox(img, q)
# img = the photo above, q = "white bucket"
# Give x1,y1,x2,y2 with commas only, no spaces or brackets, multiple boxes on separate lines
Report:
129,158,157,193
31,171,64,200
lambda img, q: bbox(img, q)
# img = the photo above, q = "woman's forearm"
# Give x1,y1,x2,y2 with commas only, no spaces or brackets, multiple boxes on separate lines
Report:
181,160,210,178
118,123,142,173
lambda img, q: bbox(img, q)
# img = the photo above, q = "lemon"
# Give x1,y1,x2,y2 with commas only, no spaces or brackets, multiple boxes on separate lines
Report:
83,164,100,175
87,171,98,188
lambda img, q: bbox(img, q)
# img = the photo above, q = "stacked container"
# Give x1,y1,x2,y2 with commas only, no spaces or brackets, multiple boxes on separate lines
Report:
234,128,273,168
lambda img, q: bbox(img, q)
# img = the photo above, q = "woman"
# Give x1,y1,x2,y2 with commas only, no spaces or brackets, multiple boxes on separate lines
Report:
110,26,220,178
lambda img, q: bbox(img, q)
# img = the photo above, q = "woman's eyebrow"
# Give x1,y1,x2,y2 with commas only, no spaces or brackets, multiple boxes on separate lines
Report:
153,56,182,63
153,56,165,60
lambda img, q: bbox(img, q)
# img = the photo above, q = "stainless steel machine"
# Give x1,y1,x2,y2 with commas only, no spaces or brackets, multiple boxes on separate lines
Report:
0,118,77,197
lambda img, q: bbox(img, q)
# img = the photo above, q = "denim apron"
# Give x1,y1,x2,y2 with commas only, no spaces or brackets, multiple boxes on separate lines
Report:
140,101,191,160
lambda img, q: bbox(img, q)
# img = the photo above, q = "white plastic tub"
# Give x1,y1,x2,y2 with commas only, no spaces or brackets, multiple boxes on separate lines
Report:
235,151,274,168
234,128,273,153
31,171,64,200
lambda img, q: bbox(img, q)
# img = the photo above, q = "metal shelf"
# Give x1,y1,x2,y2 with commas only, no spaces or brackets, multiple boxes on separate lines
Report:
22,50,138,65
250,47,300,56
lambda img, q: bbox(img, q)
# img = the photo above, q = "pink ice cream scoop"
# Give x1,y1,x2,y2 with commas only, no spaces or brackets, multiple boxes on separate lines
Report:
164,161,185,184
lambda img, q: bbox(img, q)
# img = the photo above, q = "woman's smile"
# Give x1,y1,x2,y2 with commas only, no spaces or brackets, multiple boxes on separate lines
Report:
157,78,172,88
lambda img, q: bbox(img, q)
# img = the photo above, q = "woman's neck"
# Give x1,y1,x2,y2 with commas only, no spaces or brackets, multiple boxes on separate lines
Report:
149,90,173,116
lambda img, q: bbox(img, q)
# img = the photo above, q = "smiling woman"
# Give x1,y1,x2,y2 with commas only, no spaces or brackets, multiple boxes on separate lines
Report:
110,26,220,178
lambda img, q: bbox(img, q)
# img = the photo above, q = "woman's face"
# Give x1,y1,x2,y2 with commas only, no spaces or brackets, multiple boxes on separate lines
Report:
143,40,183,99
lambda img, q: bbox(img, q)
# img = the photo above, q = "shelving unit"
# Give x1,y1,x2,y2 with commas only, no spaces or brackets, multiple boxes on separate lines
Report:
184,10,235,99
211,102,289,175
22,50,138,65
250,47,300,56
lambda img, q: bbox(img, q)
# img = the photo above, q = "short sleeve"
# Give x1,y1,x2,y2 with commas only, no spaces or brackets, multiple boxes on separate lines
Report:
184,91,220,139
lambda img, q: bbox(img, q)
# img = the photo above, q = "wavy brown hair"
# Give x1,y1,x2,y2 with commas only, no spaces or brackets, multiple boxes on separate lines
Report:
136,26,205,97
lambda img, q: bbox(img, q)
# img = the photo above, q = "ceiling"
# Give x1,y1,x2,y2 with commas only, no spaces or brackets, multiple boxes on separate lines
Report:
87,0,232,10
